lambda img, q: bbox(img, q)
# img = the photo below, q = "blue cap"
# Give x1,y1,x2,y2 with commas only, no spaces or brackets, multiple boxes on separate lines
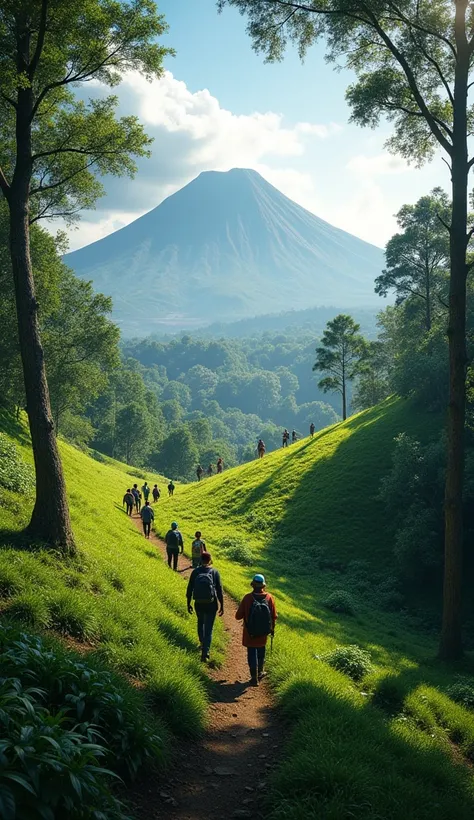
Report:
252,573,266,585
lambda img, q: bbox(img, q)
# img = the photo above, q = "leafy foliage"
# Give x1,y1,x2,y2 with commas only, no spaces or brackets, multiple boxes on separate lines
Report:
0,434,34,494
321,645,373,681
323,589,357,616
446,679,474,711
313,314,367,419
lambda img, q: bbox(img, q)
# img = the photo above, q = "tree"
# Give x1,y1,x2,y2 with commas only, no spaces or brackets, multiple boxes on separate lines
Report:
115,402,153,466
0,0,171,554
43,272,120,431
218,0,474,660
376,189,450,331
313,315,366,420
352,341,391,411
151,428,199,480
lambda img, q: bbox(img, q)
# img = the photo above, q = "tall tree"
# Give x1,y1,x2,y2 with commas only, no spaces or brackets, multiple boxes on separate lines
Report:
218,0,474,658
0,0,171,554
313,315,366,420
376,188,450,331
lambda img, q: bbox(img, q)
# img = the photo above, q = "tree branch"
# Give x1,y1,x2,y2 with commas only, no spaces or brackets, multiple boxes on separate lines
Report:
0,166,11,198
407,29,454,109
29,0,49,79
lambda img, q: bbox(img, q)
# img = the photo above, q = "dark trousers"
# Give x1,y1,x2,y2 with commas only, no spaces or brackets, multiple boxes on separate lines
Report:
167,547,179,570
196,606,217,657
135,501,141,512
126,504,133,516
142,521,151,537
247,646,265,671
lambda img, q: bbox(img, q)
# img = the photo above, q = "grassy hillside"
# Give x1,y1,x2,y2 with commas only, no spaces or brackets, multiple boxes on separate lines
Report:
150,397,474,819
0,411,221,746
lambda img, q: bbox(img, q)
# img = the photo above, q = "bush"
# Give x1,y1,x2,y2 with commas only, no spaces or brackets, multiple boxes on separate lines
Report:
323,589,356,616
218,536,255,566
372,674,407,713
322,645,373,681
447,679,474,711
0,433,34,493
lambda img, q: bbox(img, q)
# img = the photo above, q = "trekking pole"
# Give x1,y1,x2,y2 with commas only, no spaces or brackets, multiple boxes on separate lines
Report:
271,633,274,655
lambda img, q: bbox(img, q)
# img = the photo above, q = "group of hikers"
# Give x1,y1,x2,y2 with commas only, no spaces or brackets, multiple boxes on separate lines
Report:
184,536,277,682
123,480,176,534
196,457,224,481
257,422,316,458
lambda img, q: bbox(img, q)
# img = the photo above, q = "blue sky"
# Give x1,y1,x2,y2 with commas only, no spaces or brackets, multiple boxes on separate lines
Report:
66,0,447,251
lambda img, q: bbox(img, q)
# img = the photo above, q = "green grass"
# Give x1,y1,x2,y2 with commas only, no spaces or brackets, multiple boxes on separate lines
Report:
148,396,474,818
3,399,474,818
0,411,221,759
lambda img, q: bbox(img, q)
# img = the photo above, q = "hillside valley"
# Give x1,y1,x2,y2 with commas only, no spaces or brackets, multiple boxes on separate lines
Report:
64,169,384,336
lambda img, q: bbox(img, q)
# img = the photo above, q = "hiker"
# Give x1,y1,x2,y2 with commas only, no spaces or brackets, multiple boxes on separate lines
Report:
282,429,289,447
187,551,224,663
235,573,277,686
152,484,160,502
310,422,315,438
196,464,204,482
292,429,297,443
141,481,150,502
216,457,223,474
191,530,206,568
140,500,154,538
165,521,183,571
257,439,265,459
168,480,175,497
132,484,141,513
207,463,214,477
123,489,134,516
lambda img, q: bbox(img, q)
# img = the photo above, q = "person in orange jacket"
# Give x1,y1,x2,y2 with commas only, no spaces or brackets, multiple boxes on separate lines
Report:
235,573,277,686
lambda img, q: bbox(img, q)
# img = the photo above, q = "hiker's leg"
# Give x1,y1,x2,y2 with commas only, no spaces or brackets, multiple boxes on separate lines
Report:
196,609,204,647
247,647,258,683
201,610,216,658
166,548,172,568
173,550,179,571
257,646,266,679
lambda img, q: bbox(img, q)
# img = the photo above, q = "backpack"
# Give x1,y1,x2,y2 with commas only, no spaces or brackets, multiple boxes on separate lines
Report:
167,529,180,549
246,594,272,638
193,568,215,604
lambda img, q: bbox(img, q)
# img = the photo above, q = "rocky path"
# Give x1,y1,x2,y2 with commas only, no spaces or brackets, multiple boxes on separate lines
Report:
129,516,282,820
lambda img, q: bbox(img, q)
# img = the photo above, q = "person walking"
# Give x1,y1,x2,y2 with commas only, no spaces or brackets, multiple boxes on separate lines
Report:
168,480,175,497
187,552,224,663
216,457,223,474
235,573,277,686
196,464,204,482
123,489,135,516
207,463,214,477
152,484,160,502
191,531,206,568
257,439,265,459
141,481,150,502
140,500,154,538
291,429,297,443
131,484,141,513
282,429,289,447
165,521,183,570
310,422,315,438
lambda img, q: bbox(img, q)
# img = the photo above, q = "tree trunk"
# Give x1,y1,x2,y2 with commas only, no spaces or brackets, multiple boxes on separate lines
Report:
439,20,469,660
8,84,75,556
342,380,347,420
425,263,431,332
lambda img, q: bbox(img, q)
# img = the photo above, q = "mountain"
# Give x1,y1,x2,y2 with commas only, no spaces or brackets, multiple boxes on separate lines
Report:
64,168,385,336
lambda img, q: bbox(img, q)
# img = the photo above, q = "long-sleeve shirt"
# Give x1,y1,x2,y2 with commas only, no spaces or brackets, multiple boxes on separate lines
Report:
165,529,184,550
140,506,154,523
123,493,134,507
187,567,224,612
235,592,277,648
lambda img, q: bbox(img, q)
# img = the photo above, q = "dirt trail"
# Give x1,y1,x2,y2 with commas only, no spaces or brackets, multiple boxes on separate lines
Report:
129,516,283,820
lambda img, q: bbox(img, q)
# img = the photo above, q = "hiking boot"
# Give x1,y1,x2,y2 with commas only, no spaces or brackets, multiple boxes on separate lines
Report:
258,670,267,681
249,669,259,686
201,652,210,663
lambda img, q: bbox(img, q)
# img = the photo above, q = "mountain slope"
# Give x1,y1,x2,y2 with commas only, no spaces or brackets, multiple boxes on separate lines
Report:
64,168,384,336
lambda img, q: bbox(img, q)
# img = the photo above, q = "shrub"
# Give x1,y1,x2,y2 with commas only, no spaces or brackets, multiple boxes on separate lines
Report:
372,674,408,713
322,645,373,681
48,592,99,641
323,589,356,615
218,536,255,566
447,679,474,711
0,433,34,493
5,591,51,628
105,570,125,592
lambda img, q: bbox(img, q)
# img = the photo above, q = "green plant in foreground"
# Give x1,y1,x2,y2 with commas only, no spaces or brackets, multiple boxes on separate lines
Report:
321,645,373,681
0,434,34,494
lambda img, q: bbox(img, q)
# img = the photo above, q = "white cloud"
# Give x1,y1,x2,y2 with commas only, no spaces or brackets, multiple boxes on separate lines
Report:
346,152,411,177
64,71,342,250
